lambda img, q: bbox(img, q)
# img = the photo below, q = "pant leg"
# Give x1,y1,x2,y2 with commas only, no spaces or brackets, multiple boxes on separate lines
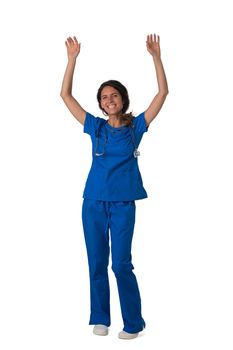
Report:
109,201,145,333
82,199,111,326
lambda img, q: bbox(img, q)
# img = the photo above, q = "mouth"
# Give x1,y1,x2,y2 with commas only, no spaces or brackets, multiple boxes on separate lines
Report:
107,104,117,109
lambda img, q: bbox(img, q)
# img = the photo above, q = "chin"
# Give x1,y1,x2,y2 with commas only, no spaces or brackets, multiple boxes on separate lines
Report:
109,110,123,116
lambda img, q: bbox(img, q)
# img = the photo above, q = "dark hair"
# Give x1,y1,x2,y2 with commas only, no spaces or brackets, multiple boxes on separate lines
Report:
97,80,134,125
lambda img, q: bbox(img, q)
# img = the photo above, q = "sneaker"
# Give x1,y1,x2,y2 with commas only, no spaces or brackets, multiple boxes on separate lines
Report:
118,330,139,339
93,324,108,336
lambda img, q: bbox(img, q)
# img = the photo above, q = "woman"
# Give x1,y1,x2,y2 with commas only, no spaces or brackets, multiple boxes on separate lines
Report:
60,34,168,339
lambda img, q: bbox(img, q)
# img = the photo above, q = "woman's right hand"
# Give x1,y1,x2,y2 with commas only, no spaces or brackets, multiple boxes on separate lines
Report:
65,36,81,60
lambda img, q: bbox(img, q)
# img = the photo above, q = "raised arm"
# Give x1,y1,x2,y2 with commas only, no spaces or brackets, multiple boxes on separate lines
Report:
60,36,86,125
144,34,169,126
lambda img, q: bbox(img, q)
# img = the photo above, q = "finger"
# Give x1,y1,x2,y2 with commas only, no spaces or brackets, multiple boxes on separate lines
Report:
157,35,160,44
73,36,78,44
154,33,156,42
67,37,73,44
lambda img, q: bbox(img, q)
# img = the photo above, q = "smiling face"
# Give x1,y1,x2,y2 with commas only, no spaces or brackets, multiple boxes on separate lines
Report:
100,86,124,117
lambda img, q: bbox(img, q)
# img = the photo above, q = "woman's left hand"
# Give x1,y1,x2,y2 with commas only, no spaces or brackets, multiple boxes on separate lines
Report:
146,34,161,59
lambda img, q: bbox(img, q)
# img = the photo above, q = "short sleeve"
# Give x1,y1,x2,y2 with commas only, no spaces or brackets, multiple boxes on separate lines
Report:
132,112,148,136
84,112,97,136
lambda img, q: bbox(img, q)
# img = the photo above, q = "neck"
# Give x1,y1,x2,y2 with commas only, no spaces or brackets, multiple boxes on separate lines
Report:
107,115,125,128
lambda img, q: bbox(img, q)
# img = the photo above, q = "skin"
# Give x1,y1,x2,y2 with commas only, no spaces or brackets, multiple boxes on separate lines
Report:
145,34,169,125
60,34,168,127
100,86,125,127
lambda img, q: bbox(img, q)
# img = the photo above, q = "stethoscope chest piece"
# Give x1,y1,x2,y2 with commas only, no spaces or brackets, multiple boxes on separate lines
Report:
134,149,140,158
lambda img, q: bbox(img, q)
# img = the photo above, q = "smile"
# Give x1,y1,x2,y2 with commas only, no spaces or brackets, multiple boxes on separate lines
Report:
107,104,117,109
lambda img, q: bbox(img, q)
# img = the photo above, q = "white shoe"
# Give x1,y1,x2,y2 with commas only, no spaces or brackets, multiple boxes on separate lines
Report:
118,330,139,339
93,324,108,336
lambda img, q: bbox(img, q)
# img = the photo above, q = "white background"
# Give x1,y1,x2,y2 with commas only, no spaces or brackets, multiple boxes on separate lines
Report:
0,0,233,349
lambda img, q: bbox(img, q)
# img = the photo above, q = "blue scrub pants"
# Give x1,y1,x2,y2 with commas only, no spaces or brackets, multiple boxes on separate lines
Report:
82,199,145,333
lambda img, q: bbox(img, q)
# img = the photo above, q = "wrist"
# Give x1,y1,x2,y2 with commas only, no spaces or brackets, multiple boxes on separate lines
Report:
67,55,78,63
152,54,161,62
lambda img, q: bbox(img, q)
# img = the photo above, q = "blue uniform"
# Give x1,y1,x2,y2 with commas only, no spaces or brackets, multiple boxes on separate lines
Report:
82,112,148,333
83,111,148,201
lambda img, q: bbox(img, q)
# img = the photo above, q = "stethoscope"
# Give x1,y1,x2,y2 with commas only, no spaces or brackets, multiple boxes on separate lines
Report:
95,121,140,158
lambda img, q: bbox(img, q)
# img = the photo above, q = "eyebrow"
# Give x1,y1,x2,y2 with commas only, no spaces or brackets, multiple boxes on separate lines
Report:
101,92,119,97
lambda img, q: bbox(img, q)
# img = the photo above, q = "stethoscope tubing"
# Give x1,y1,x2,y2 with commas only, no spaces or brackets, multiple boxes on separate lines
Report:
95,121,140,157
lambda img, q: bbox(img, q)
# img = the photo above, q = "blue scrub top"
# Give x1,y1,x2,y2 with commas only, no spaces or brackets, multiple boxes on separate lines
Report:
83,111,148,201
